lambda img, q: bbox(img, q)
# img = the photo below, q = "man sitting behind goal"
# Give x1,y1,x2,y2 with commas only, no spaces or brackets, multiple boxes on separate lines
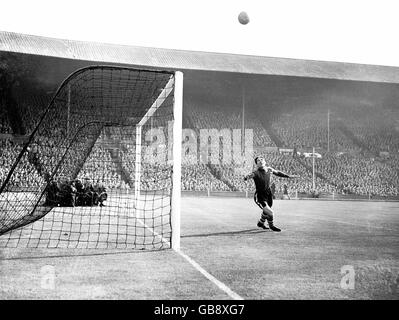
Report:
94,184,107,207
244,156,299,231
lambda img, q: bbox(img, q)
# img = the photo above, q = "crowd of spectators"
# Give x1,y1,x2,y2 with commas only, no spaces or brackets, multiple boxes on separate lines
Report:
187,102,275,148
338,106,399,155
181,164,230,191
77,143,129,190
0,113,12,134
299,153,399,196
0,138,44,189
16,94,49,135
119,143,231,191
271,108,362,153
1,97,398,198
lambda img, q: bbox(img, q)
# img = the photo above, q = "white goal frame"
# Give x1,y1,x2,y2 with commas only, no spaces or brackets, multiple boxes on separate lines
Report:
134,71,183,250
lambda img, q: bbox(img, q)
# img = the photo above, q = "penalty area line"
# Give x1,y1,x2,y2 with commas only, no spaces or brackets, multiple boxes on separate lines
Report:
137,219,244,300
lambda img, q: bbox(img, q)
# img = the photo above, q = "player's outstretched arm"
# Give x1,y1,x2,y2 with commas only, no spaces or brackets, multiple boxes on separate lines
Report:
271,167,299,179
243,172,255,181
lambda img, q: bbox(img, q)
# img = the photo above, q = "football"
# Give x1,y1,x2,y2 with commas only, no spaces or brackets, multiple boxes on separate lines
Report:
238,11,250,25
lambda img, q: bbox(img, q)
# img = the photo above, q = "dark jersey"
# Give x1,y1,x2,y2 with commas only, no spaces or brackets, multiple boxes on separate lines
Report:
252,168,273,200
245,167,290,202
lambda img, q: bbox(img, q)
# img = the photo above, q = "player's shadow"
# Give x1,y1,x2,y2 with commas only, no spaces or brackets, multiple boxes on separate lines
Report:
181,228,266,239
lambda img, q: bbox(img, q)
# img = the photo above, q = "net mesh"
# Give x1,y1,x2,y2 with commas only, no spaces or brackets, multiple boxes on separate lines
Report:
0,66,176,250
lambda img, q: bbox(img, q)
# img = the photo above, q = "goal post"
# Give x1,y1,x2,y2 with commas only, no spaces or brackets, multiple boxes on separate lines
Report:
171,71,183,250
0,66,183,250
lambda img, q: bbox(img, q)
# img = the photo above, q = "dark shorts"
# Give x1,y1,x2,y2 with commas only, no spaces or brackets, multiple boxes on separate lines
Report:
254,190,273,208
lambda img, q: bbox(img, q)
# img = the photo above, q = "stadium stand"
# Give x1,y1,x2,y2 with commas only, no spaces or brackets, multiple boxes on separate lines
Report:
0,104,13,134
1,90,398,199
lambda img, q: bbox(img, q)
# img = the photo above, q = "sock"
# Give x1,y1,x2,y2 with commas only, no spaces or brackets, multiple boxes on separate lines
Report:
259,212,268,224
267,218,274,227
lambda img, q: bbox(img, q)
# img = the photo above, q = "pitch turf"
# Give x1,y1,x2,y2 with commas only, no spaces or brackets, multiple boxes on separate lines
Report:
0,197,398,299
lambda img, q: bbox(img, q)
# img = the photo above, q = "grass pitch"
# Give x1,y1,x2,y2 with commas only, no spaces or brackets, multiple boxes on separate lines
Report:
0,197,398,299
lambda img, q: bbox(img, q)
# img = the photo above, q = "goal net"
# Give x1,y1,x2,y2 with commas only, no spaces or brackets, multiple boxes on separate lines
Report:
0,66,183,250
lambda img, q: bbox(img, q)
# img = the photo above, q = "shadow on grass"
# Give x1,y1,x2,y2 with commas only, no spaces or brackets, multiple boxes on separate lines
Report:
181,228,266,238
1,229,267,260
0,247,169,261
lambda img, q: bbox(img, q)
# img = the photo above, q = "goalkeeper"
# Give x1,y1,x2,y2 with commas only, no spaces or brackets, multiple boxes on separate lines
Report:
244,156,299,232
